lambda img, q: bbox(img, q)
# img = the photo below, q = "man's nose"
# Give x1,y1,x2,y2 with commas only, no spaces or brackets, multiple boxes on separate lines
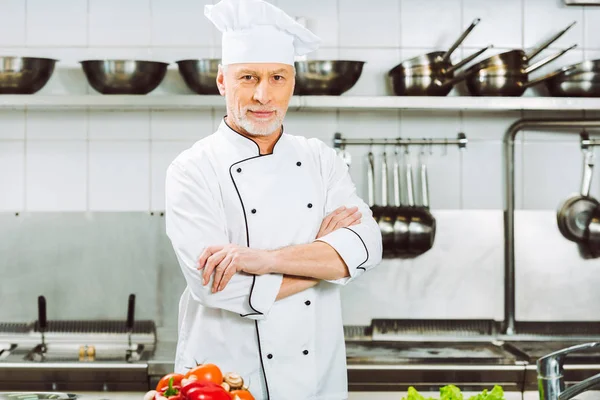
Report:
253,79,271,104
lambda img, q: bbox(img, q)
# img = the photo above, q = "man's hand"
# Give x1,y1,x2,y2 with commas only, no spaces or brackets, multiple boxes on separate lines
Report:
197,244,274,293
316,206,361,239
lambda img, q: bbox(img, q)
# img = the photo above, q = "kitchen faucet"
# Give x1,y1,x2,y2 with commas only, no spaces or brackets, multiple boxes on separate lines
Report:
538,342,600,400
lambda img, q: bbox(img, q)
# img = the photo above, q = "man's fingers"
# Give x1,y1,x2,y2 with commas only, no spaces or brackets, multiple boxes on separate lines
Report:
333,211,362,230
324,206,355,231
197,245,224,269
203,250,228,285
322,206,346,231
217,262,237,292
212,255,233,293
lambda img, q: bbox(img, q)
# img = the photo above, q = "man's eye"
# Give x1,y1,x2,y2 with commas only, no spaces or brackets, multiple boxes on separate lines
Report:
273,75,284,81
242,75,254,81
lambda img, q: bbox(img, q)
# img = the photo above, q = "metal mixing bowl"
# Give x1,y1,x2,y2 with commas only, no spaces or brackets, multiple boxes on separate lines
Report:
293,60,365,95
0,56,57,94
176,59,220,95
80,60,168,94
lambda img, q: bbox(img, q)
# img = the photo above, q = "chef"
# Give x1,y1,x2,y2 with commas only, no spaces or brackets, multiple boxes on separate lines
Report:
164,0,383,399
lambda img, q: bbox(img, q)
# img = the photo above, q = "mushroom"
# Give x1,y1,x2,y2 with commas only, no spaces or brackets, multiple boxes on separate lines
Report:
223,372,244,390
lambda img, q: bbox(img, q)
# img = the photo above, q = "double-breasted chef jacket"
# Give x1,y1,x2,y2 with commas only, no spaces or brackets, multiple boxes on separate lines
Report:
165,118,383,400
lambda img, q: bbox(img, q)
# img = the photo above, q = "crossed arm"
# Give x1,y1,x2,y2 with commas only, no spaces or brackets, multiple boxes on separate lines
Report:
197,206,362,301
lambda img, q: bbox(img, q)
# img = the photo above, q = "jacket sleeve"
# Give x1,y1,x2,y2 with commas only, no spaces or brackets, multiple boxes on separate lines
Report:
313,140,383,285
165,162,283,320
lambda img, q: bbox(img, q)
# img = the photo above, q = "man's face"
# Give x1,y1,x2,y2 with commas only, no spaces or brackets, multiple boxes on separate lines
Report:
217,63,295,137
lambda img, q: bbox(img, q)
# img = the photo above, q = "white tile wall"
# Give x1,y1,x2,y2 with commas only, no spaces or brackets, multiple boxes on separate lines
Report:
89,0,151,46
339,0,400,48
150,0,214,47
89,111,150,140
25,141,87,211
0,0,25,47
0,141,24,211
0,0,598,213
462,0,523,49
26,0,87,46
88,141,151,211
0,109,25,140
27,110,87,140
523,0,583,51
400,0,461,49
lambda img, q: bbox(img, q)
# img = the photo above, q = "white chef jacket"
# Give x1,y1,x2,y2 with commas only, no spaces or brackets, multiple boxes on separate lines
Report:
165,119,382,400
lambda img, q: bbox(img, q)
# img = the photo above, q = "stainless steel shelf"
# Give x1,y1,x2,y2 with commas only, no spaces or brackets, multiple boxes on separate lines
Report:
1,95,600,111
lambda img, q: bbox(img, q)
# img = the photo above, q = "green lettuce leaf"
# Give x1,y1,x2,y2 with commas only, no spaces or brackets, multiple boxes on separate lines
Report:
440,385,464,400
467,385,505,400
402,386,437,400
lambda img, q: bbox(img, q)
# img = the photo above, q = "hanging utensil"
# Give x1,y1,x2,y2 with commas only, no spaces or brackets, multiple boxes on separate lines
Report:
378,149,396,256
557,148,599,243
583,204,600,258
392,146,410,256
338,144,352,167
408,144,437,255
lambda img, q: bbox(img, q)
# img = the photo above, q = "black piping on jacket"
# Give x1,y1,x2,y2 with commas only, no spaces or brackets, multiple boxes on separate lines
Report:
343,227,369,271
225,117,284,400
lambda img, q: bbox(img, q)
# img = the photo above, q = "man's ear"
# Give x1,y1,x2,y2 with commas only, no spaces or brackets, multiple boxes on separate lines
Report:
216,65,226,96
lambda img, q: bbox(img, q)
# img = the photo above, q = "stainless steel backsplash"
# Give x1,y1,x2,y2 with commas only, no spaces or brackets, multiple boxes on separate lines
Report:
1,210,599,342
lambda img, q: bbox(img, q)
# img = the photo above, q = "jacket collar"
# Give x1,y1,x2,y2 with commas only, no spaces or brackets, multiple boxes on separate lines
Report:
217,116,285,157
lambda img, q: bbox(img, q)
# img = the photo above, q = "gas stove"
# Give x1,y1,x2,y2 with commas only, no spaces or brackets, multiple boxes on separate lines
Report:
0,295,156,392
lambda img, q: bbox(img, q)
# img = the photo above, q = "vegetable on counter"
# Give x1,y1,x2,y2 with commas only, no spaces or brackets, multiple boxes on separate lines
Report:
402,385,506,400
146,363,255,400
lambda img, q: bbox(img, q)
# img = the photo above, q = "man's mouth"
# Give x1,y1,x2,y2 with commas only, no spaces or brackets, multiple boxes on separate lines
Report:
248,110,275,119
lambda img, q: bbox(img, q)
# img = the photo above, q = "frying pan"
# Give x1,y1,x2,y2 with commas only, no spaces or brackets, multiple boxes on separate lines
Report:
542,59,600,97
389,18,491,96
462,21,577,96
582,204,600,258
464,56,576,97
557,150,599,242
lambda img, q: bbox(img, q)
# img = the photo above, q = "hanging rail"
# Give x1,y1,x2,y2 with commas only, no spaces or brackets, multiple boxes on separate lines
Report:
332,132,468,149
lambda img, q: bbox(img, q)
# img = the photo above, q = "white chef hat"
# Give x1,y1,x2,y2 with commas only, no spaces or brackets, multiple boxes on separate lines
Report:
204,0,321,66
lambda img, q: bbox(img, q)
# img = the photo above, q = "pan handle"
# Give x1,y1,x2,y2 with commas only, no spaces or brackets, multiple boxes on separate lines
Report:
525,21,577,61
367,151,375,207
420,150,430,209
393,149,401,207
525,44,577,75
381,150,389,207
522,64,577,88
441,18,481,63
582,150,595,197
447,45,493,75
405,149,415,207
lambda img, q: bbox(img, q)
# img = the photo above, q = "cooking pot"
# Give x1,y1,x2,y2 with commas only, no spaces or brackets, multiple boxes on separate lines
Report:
557,149,599,243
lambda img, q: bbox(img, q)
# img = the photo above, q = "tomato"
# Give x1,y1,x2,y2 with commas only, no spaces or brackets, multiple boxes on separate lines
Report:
184,364,223,385
229,390,255,400
156,373,185,392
